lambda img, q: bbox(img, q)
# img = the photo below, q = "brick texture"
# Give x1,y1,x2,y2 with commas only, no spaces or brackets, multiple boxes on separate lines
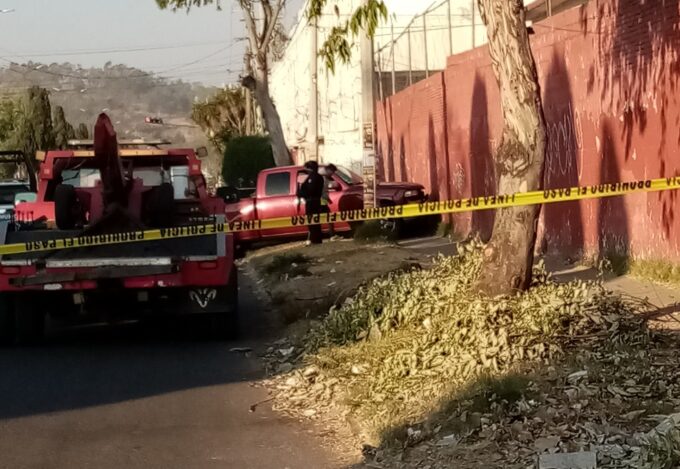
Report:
376,0,680,260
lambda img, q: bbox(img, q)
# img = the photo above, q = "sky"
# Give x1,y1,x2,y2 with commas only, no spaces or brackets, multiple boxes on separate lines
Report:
0,0,305,87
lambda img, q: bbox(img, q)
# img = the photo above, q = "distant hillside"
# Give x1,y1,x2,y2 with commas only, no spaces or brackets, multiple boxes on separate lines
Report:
0,61,216,147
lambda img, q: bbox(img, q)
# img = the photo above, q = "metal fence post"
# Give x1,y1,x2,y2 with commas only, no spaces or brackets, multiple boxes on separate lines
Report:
423,14,429,78
391,22,396,95
471,0,476,48
447,0,453,56
376,43,384,102
407,25,412,85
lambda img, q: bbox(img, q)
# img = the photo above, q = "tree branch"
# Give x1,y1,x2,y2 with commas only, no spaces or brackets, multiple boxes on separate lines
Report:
239,0,260,52
261,0,285,53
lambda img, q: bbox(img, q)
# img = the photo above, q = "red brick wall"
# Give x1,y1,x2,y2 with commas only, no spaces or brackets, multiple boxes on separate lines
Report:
375,0,680,260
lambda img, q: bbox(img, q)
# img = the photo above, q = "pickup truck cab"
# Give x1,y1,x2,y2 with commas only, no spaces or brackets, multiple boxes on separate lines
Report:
225,164,427,242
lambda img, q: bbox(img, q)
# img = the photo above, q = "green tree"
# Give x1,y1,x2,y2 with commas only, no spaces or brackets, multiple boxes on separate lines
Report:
156,0,292,167
473,0,547,295
0,97,23,178
307,0,387,72
52,105,76,149
12,87,55,161
222,136,275,188
75,123,89,140
192,86,252,153
0,97,21,147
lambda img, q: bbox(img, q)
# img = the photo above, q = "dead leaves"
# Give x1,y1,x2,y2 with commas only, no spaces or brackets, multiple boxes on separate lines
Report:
263,246,680,468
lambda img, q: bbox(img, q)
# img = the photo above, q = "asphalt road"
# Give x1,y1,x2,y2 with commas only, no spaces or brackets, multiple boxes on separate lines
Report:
0,272,339,469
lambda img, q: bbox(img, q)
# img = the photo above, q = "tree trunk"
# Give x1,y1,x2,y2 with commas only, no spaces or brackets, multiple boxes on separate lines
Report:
475,0,547,296
243,53,291,167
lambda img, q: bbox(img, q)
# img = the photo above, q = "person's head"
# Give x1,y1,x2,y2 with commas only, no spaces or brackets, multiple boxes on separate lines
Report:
326,163,337,175
304,160,319,173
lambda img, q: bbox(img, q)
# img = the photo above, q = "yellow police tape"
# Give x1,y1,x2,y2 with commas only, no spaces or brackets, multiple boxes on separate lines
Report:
2,175,680,257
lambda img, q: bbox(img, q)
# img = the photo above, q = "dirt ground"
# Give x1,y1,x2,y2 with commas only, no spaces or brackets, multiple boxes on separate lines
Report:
240,239,434,326
242,238,680,469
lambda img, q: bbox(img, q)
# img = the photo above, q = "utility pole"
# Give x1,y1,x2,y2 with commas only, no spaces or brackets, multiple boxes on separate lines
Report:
471,0,476,48
360,0,377,208
309,14,319,162
244,46,254,135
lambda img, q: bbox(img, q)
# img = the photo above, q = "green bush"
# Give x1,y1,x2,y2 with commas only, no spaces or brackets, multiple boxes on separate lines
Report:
222,135,276,187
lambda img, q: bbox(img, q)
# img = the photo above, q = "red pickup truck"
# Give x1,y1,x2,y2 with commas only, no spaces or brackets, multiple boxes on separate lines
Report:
223,165,428,242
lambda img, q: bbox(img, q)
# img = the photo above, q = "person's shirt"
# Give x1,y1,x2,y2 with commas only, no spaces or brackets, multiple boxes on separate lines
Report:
298,171,324,201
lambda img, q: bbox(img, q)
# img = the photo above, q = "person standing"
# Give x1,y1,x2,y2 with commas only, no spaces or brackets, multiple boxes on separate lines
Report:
297,160,324,245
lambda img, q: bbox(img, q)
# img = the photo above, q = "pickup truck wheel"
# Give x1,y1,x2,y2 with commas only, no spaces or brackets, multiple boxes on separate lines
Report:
54,184,80,230
379,218,403,237
14,295,44,345
0,293,14,346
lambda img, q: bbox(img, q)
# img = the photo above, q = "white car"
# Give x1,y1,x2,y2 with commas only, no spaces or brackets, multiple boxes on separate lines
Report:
0,181,32,222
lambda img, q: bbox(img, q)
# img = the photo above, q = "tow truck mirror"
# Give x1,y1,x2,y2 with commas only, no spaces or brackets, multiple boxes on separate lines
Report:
216,186,240,203
328,181,341,191
196,146,209,159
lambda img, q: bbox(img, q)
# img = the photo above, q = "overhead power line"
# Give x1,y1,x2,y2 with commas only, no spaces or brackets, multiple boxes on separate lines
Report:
1,40,231,59
0,44,237,81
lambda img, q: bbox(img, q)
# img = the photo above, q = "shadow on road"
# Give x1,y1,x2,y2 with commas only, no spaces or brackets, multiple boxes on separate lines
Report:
0,269,274,421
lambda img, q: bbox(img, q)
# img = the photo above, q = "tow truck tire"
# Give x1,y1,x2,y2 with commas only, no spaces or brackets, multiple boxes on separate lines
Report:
208,274,239,341
0,293,14,346
208,311,238,341
55,184,79,230
14,295,44,345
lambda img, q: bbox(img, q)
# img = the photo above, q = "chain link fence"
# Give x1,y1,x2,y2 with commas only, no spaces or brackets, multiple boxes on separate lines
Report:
373,0,488,99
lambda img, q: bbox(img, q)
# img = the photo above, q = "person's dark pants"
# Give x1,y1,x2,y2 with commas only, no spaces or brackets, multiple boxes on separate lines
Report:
322,204,335,236
306,199,323,244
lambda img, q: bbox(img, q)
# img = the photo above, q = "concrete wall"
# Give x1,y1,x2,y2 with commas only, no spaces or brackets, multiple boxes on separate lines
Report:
376,0,680,261
270,0,482,173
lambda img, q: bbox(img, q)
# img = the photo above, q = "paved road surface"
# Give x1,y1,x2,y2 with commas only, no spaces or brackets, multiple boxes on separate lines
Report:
0,271,339,469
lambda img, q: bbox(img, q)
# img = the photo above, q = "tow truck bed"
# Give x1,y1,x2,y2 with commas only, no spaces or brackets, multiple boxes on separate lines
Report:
2,229,220,263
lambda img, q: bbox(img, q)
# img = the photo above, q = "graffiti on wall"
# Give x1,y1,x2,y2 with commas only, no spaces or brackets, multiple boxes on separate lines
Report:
544,103,584,182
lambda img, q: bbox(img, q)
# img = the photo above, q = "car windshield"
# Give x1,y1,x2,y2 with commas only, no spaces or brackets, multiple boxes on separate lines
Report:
61,169,101,188
334,166,363,185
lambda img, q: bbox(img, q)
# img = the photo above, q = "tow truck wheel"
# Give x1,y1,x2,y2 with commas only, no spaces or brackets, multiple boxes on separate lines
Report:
0,293,14,346
13,295,44,345
208,274,239,340
208,311,238,341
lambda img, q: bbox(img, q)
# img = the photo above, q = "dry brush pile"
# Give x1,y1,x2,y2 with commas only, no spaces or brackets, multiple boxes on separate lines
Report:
264,244,680,468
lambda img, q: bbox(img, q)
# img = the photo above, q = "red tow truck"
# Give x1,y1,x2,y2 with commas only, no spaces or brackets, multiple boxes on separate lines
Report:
224,165,428,242
0,115,237,344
